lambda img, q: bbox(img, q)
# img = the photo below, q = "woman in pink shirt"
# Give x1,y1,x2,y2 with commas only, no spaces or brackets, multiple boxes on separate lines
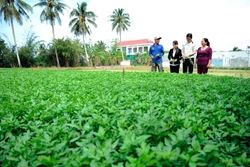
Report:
196,38,212,74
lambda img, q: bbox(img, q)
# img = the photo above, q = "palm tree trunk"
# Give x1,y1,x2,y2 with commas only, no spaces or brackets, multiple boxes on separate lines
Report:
52,23,60,67
82,33,90,66
66,59,69,67
119,31,124,61
11,18,22,67
89,57,93,67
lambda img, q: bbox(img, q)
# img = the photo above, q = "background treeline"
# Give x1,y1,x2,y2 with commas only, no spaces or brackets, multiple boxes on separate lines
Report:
0,28,153,68
0,1,134,68
0,29,125,68
2,0,246,68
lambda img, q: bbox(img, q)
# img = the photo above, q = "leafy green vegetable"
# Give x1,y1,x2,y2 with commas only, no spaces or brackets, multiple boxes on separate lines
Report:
0,69,250,166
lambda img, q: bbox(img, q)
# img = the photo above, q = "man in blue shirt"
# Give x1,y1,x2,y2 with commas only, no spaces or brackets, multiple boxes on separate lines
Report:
149,37,164,72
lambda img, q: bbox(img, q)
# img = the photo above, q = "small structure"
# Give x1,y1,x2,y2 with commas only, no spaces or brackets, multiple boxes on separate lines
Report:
120,60,131,66
162,51,249,68
212,51,248,67
117,39,154,56
246,46,250,67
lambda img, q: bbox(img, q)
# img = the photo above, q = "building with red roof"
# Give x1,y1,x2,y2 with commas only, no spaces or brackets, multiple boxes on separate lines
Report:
117,39,154,56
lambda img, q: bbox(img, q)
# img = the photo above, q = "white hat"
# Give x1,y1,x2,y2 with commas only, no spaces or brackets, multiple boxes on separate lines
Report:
154,36,162,40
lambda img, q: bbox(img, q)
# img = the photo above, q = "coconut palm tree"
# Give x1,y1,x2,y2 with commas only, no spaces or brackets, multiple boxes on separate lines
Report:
33,0,69,67
69,2,97,67
109,8,130,61
0,0,32,67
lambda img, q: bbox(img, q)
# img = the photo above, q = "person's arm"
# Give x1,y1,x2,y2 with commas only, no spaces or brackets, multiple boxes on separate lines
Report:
155,45,164,57
189,51,196,57
181,44,185,58
196,47,200,65
178,49,183,61
207,60,211,68
207,47,212,68
168,49,171,60
159,45,164,57
149,46,154,59
162,45,164,56
188,44,197,57
196,48,200,59
168,49,174,62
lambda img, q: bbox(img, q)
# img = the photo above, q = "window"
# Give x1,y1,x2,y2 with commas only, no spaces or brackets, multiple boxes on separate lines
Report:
139,47,143,53
128,48,132,54
122,47,126,53
133,47,137,53
144,46,148,52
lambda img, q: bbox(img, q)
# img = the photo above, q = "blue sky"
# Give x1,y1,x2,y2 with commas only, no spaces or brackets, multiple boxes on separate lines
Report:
1,0,250,51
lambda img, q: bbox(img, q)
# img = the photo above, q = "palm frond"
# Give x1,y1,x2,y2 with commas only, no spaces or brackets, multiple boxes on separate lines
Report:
109,8,130,34
68,17,78,27
69,2,97,37
33,0,69,26
69,8,79,17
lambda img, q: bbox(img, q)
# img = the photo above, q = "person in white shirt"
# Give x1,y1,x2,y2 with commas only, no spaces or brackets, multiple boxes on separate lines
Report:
182,33,197,73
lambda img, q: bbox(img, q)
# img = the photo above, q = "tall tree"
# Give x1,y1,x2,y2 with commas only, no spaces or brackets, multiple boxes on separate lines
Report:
53,38,82,67
93,40,108,66
109,8,130,61
69,2,97,67
95,40,107,51
33,0,69,67
23,26,44,56
0,0,32,67
232,46,243,51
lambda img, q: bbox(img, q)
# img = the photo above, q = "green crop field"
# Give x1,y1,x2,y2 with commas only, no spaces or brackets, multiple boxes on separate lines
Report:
0,69,250,167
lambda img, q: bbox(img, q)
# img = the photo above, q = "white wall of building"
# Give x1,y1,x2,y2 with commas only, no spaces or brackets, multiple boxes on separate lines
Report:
122,44,152,55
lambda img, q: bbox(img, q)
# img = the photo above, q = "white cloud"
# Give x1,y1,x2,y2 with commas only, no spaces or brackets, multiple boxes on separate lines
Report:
0,0,249,51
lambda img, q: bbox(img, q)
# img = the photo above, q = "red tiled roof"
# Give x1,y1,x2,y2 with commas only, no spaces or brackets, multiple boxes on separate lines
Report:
117,39,154,46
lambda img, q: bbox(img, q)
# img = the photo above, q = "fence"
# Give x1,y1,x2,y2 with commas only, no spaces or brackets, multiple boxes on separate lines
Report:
163,51,249,67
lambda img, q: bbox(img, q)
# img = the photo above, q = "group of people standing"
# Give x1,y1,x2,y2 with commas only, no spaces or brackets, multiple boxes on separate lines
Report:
149,33,212,74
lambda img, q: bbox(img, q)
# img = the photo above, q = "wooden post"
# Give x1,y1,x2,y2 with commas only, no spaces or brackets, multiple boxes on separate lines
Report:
122,68,125,80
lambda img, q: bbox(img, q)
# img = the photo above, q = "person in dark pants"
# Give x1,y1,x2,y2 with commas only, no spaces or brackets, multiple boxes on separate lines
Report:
196,38,212,74
168,40,182,73
182,33,197,73
149,37,164,72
